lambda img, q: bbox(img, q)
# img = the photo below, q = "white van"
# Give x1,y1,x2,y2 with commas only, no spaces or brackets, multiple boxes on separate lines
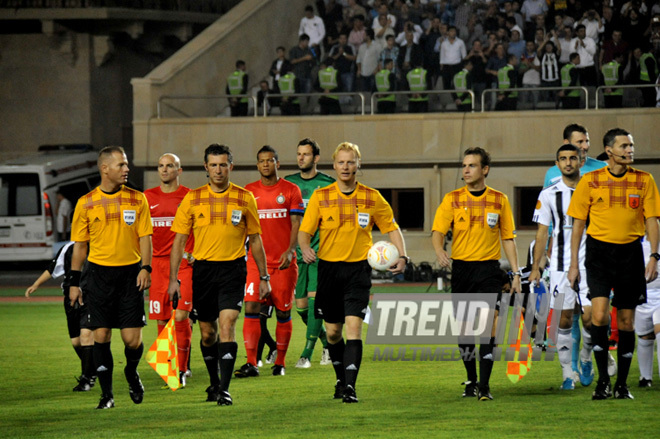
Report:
0,144,100,261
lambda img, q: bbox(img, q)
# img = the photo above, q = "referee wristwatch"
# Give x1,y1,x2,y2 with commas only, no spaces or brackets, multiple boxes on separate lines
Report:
260,274,271,282
651,253,660,261
141,265,152,273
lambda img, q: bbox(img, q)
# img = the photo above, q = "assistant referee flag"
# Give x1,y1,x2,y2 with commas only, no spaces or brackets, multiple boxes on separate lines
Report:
146,314,180,391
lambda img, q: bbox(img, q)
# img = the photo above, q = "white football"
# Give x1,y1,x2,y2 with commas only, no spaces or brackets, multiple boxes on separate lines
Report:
367,241,400,271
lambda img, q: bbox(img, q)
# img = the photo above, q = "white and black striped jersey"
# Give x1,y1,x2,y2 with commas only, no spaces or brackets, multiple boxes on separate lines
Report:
540,52,560,82
532,179,585,271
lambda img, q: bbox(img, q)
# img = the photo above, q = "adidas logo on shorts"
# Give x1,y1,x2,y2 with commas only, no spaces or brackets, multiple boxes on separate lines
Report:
346,364,357,371
222,353,234,360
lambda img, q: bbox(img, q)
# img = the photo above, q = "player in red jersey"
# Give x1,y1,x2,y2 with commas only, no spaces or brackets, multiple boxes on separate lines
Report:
235,145,304,377
144,153,195,385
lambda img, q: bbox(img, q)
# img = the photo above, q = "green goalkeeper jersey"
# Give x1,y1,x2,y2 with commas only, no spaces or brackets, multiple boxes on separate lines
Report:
285,171,335,259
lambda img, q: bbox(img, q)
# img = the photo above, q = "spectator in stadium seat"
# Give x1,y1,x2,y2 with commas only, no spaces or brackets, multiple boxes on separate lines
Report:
379,34,400,76
632,45,659,107
559,52,581,109
520,0,548,29
571,24,597,86
520,40,541,108
507,25,526,60
396,20,424,46
270,46,292,97
437,25,467,90
600,30,629,67
374,13,396,47
539,39,561,103
300,5,326,60
329,32,357,93
344,0,367,27
486,43,508,108
348,15,367,50
397,30,424,83
576,9,604,44
558,25,574,66
496,53,519,111
464,39,488,104
356,28,381,92
290,34,315,94
421,16,443,89
622,8,648,52
372,2,397,32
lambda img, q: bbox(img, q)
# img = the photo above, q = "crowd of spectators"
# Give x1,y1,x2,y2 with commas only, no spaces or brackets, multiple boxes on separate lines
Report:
232,0,660,115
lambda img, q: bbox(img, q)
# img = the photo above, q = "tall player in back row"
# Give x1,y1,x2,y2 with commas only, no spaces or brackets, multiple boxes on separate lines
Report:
285,138,335,368
144,153,194,386
235,145,304,377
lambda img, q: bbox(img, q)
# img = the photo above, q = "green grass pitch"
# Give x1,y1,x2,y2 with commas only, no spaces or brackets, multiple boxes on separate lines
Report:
1,285,659,438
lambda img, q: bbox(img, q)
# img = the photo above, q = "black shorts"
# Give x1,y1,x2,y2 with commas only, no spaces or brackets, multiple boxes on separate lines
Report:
315,259,372,324
192,259,246,322
63,294,90,339
85,262,146,329
585,236,646,310
451,260,502,297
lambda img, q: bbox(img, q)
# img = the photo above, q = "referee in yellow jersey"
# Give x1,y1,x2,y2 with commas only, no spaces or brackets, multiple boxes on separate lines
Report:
567,128,660,400
69,146,153,410
432,147,521,401
168,144,269,406
299,142,408,404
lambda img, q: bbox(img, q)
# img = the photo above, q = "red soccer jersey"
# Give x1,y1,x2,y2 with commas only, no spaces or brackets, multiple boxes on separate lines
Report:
144,185,194,257
245,178,304,268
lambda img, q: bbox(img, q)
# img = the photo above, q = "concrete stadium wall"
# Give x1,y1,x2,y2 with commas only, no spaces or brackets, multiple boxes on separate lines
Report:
131,0,309,121
136,108,660,265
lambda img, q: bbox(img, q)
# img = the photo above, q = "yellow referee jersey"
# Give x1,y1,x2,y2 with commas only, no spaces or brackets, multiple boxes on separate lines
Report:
171,183,261,261
300,182,399,262
567,167,660,244
71,186,153,266
432,186,516,261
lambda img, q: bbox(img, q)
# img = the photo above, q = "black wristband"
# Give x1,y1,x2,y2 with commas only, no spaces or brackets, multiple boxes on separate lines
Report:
69,270,82,287
141,264,152,274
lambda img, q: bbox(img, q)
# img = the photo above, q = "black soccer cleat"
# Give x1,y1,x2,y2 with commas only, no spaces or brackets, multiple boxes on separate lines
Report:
206,385,222,402
126,372,144,404
613,383,634,399
462,380,478,398
96,394,114,409
333,380,345,399
73,375,93,392
638,378,652,388
478,385,493,401
342,385,358,403
592,380,612,400
234,363,259,378
271,365,285,376
217,390,233,406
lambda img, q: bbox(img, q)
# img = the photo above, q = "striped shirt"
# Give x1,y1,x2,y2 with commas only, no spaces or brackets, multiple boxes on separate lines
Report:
533,179,586,271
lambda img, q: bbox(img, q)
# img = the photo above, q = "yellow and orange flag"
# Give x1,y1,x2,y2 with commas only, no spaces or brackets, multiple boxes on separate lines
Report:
506,312,534,383
146,314,180,391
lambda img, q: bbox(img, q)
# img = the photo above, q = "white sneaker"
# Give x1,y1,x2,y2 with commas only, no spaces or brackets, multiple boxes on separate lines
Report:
184,369,192,378
607,353,617,377
295,357,312,369
257,360,263,367
265,350,277,365
320,348,332,365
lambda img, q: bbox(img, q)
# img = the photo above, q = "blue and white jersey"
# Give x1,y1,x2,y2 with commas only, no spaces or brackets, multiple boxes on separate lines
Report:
532,179,585,271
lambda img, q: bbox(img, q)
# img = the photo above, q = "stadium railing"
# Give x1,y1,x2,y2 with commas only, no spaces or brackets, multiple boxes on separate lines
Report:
260,92,367,116
480,86,589,112
370,89,476,114
594,83,659,109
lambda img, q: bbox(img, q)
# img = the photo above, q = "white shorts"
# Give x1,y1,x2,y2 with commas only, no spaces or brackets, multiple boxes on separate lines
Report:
634,301,660,336
549,270,591,311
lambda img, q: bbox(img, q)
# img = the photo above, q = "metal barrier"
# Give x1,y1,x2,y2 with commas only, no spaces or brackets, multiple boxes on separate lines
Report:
594,83,660,109
370,89,475,114
157,94,258,118
260,92,366,116
480,86,589,112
